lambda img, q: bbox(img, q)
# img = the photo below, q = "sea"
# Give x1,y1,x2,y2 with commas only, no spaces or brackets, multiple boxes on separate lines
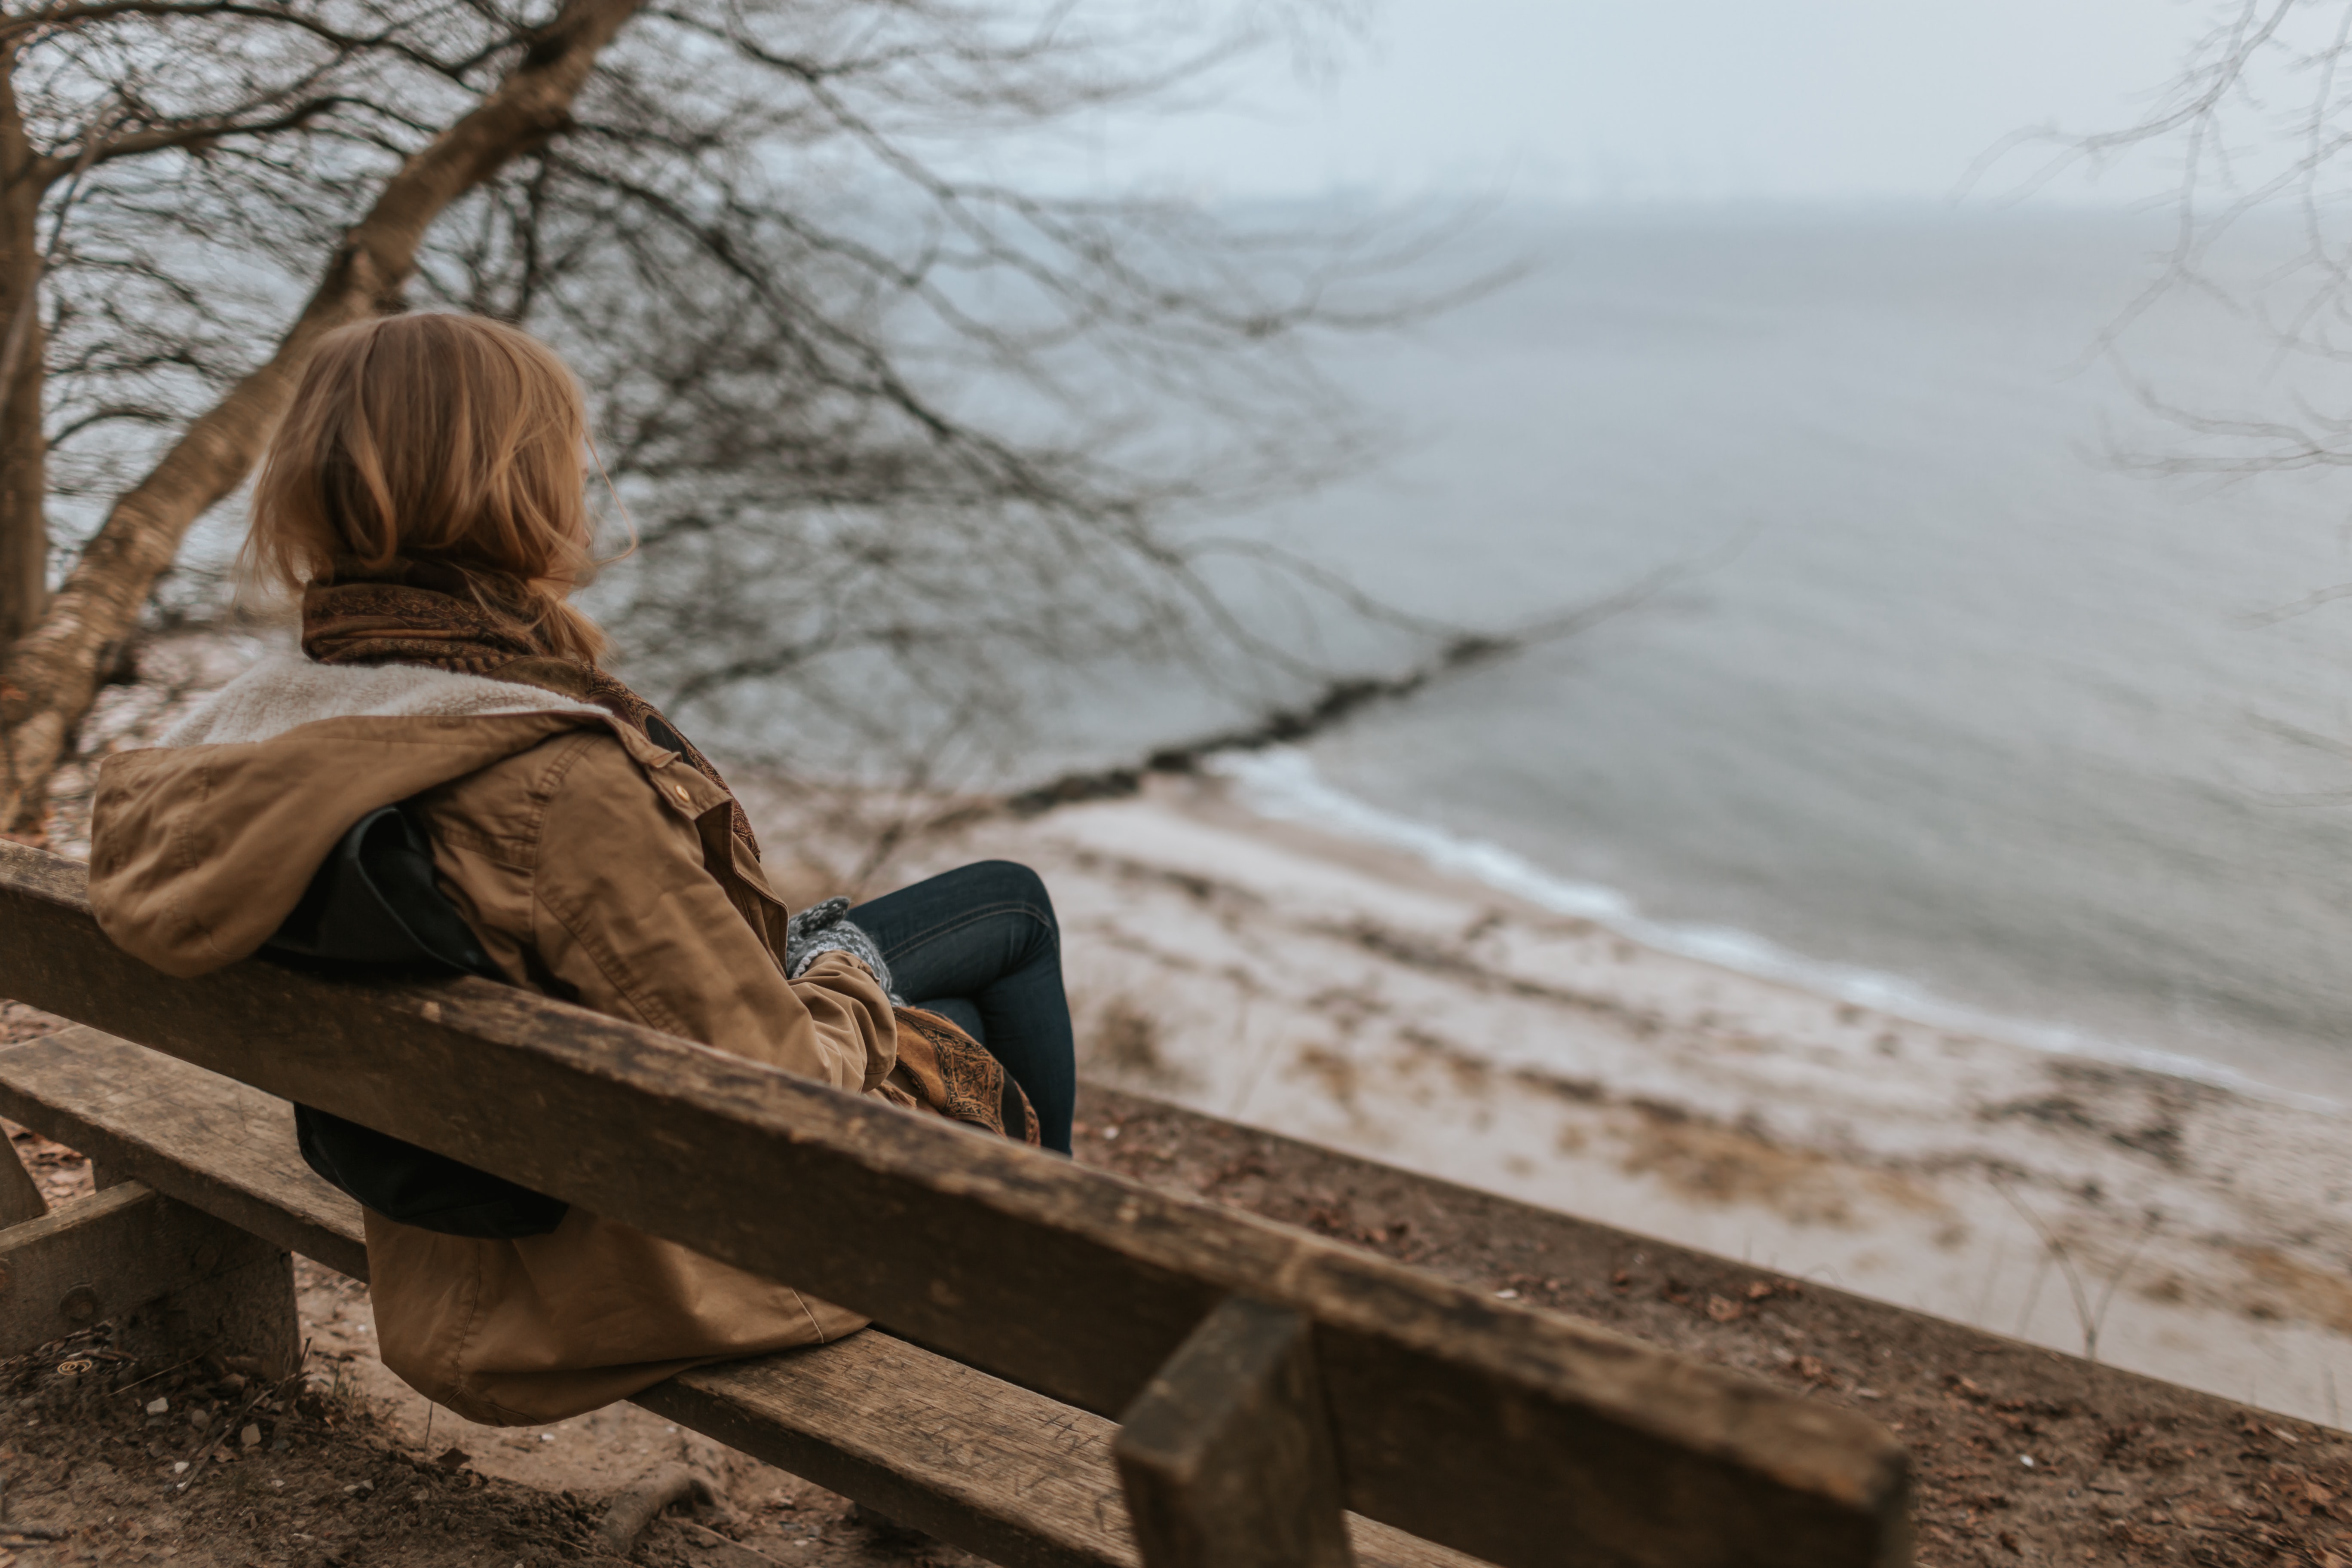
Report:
1036,202,2352,1107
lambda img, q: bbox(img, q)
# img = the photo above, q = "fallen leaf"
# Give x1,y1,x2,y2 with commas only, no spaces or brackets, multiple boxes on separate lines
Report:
1705,1295,1744,1323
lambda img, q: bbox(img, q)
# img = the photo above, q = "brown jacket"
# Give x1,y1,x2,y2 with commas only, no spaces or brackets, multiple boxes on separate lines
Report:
88,654,892,1425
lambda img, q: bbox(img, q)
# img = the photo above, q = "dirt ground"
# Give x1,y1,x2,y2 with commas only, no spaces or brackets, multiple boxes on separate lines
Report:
0,1329,970,1568
0,1006,2343,1567
1071,1087,2352,1568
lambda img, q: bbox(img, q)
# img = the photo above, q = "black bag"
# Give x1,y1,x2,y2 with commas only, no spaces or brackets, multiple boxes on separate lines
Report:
265,805,567,1240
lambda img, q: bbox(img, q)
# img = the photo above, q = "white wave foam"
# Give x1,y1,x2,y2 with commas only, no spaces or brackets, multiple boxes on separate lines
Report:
1205,746,2345,1113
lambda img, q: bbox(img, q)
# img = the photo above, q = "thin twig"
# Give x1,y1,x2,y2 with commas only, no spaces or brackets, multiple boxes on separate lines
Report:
1994,1178,2102,1362
172,1338,312,1496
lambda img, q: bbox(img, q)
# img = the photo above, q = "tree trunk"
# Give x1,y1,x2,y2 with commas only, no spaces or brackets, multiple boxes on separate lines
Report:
0,53,47,652
0,0,646,832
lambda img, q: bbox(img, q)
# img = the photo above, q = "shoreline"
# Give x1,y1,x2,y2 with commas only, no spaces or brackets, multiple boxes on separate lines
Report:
1205,745,2352,1117
851,764,2352,1427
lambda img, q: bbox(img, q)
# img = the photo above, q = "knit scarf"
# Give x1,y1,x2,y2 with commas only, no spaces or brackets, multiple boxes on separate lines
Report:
300,557,759,856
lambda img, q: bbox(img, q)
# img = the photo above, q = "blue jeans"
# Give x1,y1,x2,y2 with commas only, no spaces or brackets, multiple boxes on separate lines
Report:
851,861,1076,1154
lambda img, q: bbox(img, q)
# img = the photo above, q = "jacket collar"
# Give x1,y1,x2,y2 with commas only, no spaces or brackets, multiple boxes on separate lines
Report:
89,653,748,977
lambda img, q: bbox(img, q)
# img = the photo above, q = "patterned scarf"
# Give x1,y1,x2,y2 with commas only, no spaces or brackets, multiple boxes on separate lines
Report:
300,557,759,856
886,1008,1041,1145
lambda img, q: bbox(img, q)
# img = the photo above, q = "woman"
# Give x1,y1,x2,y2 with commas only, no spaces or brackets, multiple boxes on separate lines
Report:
84,312,1077,1426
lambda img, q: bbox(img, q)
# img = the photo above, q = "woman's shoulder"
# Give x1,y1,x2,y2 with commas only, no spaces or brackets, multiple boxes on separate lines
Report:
416,724,639,848
419,721,727,863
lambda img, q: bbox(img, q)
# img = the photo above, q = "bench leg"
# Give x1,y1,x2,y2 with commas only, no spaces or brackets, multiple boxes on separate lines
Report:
0,1137,45,1227
1114,1296,1357,1568
0,1182,299,1379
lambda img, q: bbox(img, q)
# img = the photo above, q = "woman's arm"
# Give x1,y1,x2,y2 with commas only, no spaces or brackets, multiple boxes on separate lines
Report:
507,734,895,1092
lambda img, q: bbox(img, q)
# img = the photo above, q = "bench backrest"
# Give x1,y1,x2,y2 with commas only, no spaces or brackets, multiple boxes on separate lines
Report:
0,842,1910,1568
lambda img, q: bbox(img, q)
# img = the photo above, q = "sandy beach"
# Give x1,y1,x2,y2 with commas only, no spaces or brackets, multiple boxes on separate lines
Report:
802,765,2352,1429
42,630,2352,1428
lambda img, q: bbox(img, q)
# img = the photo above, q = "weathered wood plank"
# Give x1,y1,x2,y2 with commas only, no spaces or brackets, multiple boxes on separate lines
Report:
0,1180,297,1375
642,1332,1133,1568
0,1027,367,1280
1115,1296,1354,1568
645,1330,1485,1568
0,845,1911,1568
0,1032,1481,1568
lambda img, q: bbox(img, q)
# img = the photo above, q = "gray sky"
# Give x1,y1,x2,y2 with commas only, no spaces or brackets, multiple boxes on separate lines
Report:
1082,1,2202,203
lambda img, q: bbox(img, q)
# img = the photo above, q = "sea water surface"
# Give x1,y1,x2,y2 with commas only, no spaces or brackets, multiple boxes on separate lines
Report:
1091,204,2352,1103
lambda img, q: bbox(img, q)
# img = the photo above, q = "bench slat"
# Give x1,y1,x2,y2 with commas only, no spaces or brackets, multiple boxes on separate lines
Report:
645,1332,1138,1568
0,1026,368,1280
643,1334,1481,1568
0,1029,1478,1568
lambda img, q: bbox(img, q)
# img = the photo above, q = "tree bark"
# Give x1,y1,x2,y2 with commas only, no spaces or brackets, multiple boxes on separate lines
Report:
0,52,48,652
0,0,646,831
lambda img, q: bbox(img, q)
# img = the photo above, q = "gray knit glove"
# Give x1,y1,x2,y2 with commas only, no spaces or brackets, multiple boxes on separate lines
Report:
784,896,903,1003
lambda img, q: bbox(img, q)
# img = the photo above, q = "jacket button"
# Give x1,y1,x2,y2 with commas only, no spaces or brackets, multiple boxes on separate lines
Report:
672,784,690,802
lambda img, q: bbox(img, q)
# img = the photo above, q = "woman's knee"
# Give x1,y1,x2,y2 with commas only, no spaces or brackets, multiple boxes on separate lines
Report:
963,860,1057,936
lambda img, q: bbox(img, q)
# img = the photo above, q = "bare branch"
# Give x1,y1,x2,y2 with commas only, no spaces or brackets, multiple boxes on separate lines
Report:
0,0,647,826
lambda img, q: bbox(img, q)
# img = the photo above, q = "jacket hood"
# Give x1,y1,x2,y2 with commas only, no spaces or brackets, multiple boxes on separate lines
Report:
90,652,635,977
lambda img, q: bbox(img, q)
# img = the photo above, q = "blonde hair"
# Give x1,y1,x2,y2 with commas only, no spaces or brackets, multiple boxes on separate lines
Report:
246,312,607,662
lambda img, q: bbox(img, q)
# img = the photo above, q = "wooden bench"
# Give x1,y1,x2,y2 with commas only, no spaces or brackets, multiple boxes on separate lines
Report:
0,841,1914,1568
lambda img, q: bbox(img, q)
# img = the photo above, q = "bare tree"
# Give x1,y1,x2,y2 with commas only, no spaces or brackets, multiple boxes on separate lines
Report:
0,0,649,829
0,0,1455,831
